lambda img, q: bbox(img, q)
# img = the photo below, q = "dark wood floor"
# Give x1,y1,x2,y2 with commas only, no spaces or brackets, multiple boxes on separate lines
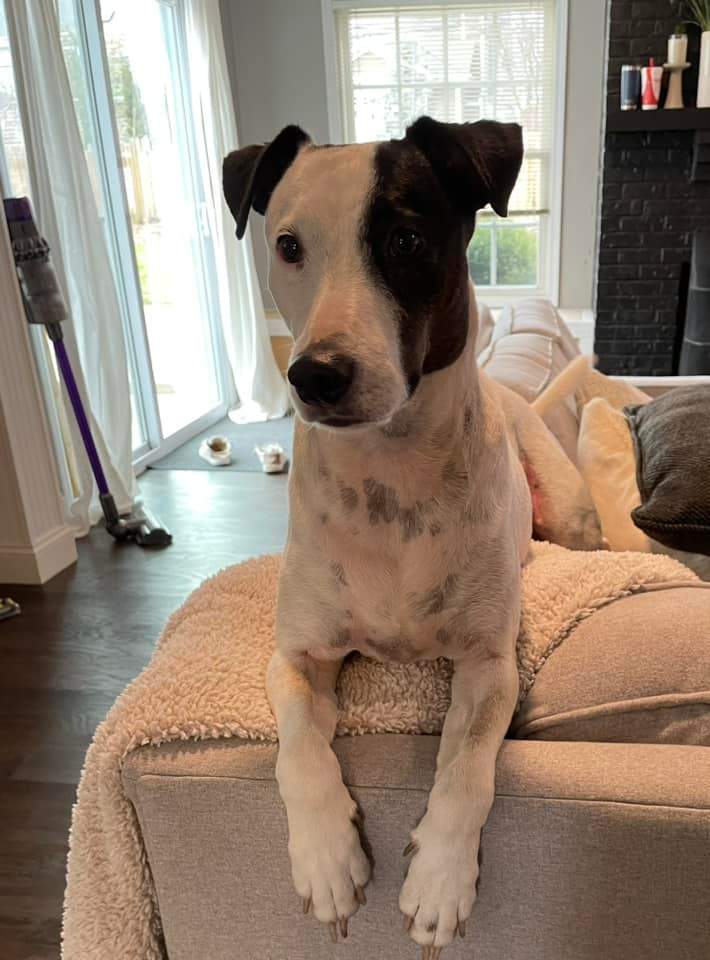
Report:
0,469,288,960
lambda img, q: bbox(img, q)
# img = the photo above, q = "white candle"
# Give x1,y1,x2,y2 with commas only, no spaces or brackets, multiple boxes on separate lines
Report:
668,34,688,66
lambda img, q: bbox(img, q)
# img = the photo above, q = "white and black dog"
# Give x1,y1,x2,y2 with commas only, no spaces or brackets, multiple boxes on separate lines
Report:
224,117,601,956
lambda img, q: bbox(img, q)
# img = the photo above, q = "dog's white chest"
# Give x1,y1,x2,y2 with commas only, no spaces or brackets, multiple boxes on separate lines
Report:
280,389,523,665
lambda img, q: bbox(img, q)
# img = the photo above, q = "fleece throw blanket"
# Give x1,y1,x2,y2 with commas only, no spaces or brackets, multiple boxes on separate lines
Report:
62,542,702,959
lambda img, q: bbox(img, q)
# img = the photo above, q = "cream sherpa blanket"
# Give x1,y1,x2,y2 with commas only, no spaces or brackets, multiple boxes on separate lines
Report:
62,543,703,959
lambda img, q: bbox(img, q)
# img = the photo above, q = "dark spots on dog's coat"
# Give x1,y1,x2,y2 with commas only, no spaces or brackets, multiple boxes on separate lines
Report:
436,628,451,646
413,574,459,618
337,479,359,513
367,635,419,662
319,512,329,525
399,505,426,542
363,478,434,542
330,561,348,587
380,418,411,439
442,457,469,499
364,478,399,525
463,406,474,435
442,458,466,485
429,521,442,537
464,689,506,746
331,628,351,649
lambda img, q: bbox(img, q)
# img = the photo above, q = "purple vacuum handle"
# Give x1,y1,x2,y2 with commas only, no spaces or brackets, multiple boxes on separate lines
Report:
53,339,110,497
4,196,109,498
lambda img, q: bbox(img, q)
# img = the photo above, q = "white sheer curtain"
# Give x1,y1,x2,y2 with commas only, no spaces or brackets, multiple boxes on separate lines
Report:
6,0,136,534
185,0,289,424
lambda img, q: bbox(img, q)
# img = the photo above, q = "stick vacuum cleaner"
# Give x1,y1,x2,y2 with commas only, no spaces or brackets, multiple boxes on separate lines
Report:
4,197,172,547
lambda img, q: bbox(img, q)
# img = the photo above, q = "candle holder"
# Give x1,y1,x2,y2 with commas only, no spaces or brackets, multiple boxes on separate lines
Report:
663,62,690,109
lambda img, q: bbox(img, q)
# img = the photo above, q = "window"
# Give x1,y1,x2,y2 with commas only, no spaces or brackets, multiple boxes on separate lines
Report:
330,0,562,301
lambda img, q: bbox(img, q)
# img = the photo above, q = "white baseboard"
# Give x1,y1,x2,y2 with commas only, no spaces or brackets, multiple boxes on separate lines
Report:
0,524,77,585
266,310,290,337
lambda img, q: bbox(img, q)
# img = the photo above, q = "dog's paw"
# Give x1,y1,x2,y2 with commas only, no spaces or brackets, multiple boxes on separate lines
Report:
287,786,371,941
399,812,480,955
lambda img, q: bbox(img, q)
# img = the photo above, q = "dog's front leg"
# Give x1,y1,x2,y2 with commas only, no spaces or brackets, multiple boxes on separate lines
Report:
400,646,519,956
267,649,371,940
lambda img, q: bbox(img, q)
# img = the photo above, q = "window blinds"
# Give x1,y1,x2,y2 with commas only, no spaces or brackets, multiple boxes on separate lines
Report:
335,1,557,216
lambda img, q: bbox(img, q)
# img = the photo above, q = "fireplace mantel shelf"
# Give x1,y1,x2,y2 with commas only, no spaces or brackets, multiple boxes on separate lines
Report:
607,108,710,132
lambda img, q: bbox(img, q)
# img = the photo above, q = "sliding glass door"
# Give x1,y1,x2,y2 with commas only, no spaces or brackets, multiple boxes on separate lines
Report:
99,0,224,440
55,0,231,463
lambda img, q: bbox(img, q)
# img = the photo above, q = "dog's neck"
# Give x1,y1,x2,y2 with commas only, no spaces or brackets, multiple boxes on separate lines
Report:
300,295,483,478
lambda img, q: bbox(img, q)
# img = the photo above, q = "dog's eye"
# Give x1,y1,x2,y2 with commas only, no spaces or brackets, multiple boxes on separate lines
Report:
389,228,424,258
276,234,302,264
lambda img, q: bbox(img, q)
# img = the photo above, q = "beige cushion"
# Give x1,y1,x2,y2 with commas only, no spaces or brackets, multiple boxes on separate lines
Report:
513,586,710,744
577,397,651,552
477,298,581,461
577,397,710,579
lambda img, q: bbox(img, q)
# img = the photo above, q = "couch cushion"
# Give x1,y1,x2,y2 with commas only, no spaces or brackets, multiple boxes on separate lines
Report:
512,585,710,744
477,298,581,461
577,397,710,579
577,397,651,552
475,300,496,355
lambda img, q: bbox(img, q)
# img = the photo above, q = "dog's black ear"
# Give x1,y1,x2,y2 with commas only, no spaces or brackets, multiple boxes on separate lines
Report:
223,125,311,239
405,116,523,218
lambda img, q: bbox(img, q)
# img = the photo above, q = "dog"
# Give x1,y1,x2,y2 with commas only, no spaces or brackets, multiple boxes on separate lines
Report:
223,117,602,956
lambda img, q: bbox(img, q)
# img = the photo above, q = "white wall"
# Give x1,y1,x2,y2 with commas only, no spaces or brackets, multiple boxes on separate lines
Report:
559,0,607,309
220,0,607,313
0,214,77,583
219,0,330,311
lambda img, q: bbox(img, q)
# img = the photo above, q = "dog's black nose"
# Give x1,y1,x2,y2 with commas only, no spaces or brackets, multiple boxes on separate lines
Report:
287,355,354,407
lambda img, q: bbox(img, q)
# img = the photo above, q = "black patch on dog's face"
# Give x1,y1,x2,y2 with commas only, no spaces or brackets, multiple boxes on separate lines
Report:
360,117,523,389
361,139,472,382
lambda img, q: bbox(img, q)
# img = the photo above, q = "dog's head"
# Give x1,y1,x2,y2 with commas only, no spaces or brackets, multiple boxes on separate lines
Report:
224,117,522,429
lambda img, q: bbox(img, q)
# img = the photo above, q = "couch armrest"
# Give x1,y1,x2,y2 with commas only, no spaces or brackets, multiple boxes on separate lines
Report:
123,736,710,960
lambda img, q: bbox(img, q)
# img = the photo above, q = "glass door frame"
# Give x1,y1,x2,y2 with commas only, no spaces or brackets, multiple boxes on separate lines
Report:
74,0,232,471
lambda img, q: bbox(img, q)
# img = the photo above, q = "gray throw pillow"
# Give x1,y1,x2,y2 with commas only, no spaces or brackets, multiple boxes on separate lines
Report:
625,386,710,556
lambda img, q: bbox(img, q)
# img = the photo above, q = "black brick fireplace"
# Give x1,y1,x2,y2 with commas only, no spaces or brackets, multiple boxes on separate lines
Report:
595,0,710,375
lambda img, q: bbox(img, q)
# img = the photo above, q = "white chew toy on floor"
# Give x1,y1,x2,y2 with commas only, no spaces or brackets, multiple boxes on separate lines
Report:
255,443,287,474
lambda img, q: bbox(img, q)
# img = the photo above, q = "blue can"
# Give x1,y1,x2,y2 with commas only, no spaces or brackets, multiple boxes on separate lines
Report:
621,65,641,110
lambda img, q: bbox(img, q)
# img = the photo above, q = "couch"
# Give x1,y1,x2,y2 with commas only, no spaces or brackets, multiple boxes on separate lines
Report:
121,303,710,959
122,586,710,960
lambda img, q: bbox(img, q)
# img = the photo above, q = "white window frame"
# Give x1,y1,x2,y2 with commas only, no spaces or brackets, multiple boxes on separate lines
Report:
321,0,568,306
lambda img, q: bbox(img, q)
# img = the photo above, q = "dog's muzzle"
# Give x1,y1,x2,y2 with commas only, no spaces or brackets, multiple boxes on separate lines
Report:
288,354,355,409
